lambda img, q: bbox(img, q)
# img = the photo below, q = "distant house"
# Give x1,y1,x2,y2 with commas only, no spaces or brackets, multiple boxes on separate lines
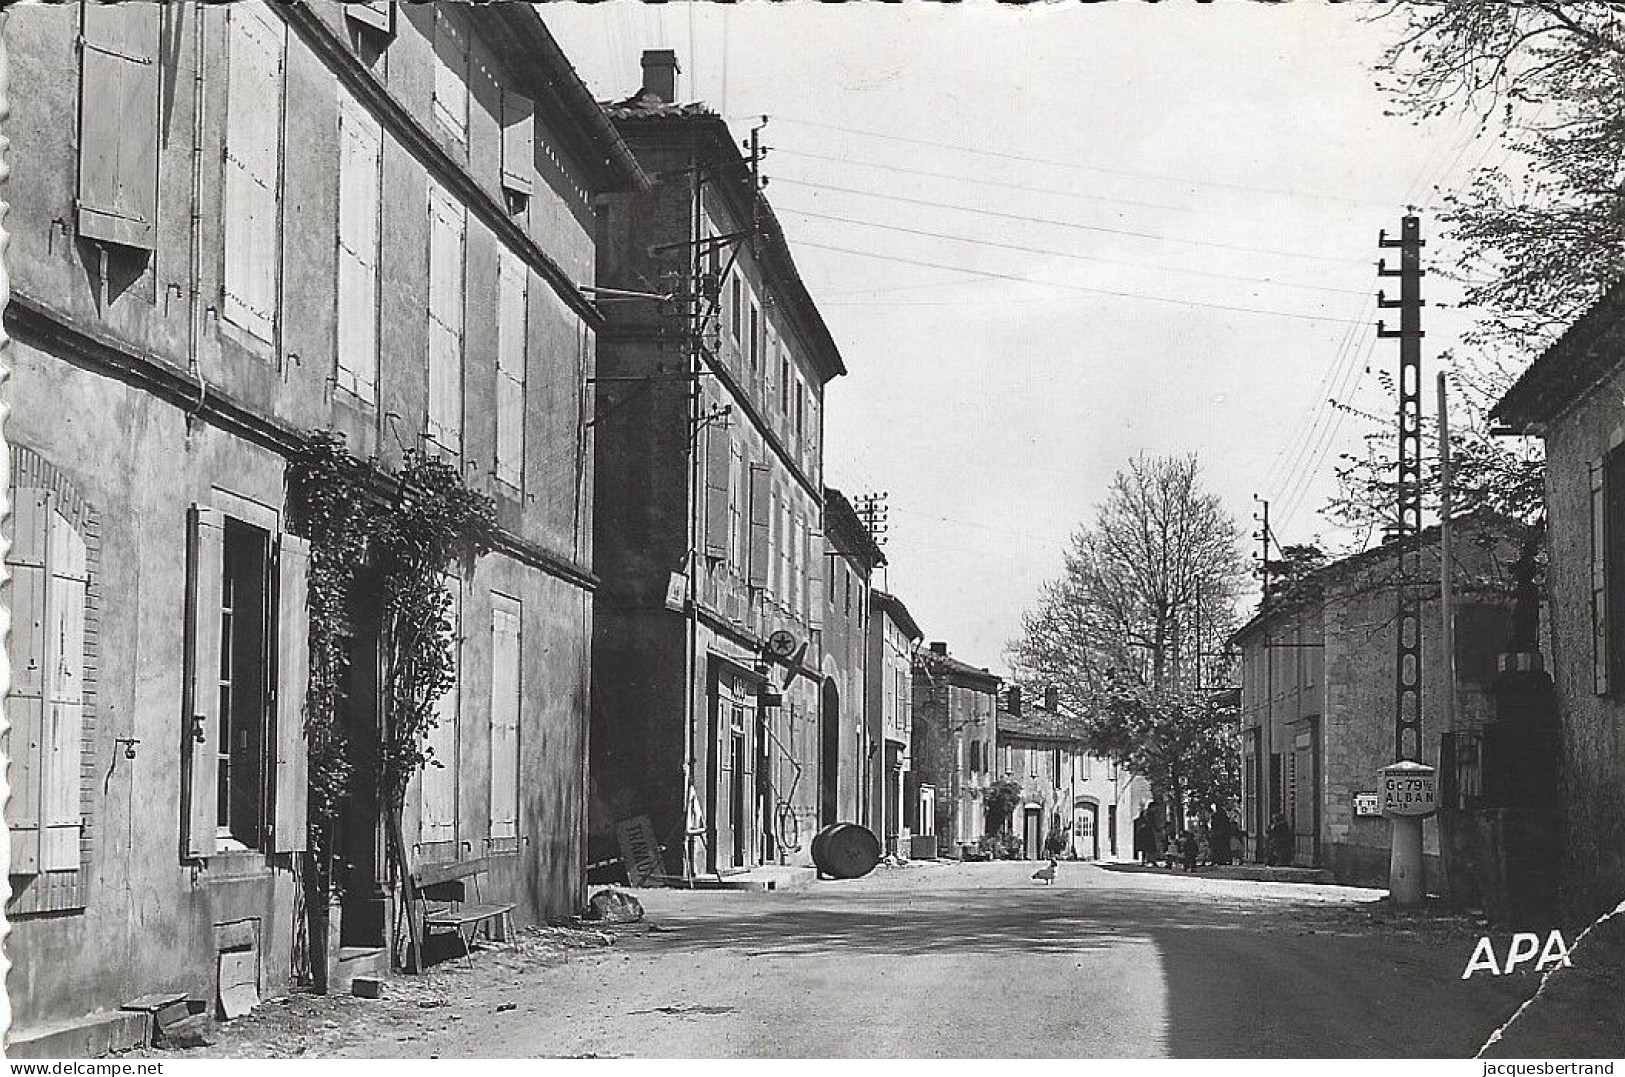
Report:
869,591,923,857
1493,282,1625,921
1232,525,1516,885
995,687,1150,860
911,643,1000,855
822,489,886,830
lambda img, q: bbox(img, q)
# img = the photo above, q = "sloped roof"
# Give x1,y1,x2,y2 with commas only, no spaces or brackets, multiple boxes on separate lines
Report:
915,648,1002,690
1494,280,1625,430
602,91,846,385
996,704,1085,744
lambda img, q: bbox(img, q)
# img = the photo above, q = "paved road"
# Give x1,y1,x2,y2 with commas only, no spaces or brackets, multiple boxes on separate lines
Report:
342,858,1534,1058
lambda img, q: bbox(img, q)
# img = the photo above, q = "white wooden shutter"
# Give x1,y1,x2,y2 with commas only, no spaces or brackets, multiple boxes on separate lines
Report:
77,3,159,249
336,97,382,402
808,528,825,631
426,181,465,452
489,596,521,841
420,581,461,844
184,506,226,859
703,423,731,559
431,7,468,143
748,465,771,590
41,509,88,870
7,488,51,872
271,533,310,853
222,4,285,343
345,0,394,34
495,250,527,487
500,91,534,196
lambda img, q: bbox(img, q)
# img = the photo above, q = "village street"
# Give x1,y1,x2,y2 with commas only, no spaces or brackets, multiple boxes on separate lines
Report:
138,859,1548,1060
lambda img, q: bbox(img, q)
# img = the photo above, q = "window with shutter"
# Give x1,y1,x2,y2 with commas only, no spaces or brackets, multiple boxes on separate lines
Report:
748,465,772,590
419,579,461,847
489,595,522,844
495,250,527,488
77,3,159,250
500,91,535,199
336,96,382,403
426,180,465,454
182,507,285,858
728,442,745,569
222,4,285,344
6,488,90,878
749,303,761,383
432,7,469,145
703,421,731,560
1606,447,1625,693
807,528,825,631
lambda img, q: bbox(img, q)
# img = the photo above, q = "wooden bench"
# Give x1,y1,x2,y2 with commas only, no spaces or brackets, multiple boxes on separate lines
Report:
408,857,516,969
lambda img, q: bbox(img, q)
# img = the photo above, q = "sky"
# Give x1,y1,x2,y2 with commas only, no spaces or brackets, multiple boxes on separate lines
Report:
544,1,1510,676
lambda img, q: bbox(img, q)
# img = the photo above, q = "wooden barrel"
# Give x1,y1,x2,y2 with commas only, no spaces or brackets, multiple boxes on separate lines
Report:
811,822,881,879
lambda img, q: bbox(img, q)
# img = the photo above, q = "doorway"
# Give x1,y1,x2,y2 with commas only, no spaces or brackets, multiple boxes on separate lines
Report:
1022,806,1043,860
730,731,747,868
820,679,840,826
334,632,384,949
1074,800,1100,861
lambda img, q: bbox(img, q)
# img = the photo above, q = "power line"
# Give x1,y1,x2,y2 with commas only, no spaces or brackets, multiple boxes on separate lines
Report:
771,177,1373,266
770,114,1394,208
792,239,1374,326
771,147,1230,218
777,206,1373,298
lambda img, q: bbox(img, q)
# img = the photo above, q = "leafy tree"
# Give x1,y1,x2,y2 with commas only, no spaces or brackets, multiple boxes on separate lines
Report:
1010,453,1246,700
1261,543,1330,609
983,779,1024,836
1375,2,1625,346
1010,454,1246,824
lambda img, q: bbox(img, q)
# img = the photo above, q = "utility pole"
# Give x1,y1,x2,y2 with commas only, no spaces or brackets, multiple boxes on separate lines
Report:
1253,495,1274,850
1437,370,1457,904
1377,214,1436,906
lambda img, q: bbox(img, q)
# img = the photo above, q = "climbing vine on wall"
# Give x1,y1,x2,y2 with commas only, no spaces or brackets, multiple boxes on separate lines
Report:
287,431,496,868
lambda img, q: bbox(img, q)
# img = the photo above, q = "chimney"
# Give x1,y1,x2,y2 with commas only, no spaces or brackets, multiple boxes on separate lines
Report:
1045,686,1059,712
641,49,680,103
929,641,948,656
1007,686,1022,716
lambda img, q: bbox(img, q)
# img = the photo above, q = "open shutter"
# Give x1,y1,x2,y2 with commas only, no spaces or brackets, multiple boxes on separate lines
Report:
7,488,52,872
808,528,825,631
184,506,225,859
345,0,394,34
336,97,382,402
489,597,521,842
500,91,535,197
41,510,88,870
748,464,772,589
272,533,309,853
426,182,465,452
703,423,731,559
1594,461,1611,695
420,581,461,845
78,3,159,249
222,5,285,342
495,251,527,487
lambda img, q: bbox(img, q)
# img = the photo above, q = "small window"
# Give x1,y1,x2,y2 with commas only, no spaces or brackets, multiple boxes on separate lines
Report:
501,90,535,205
345,0,394,35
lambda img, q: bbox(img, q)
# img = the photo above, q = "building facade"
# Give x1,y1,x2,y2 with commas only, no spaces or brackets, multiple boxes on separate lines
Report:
868,591,923,857
1,2,639,1051
823,489,885,833
995,687,1150,861
1233,528,1514,886
1493,283,1625,922
588,52,848,878
910,643,1000,856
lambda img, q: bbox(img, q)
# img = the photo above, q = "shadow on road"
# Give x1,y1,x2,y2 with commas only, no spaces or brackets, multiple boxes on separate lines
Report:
625,871,1535,1057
